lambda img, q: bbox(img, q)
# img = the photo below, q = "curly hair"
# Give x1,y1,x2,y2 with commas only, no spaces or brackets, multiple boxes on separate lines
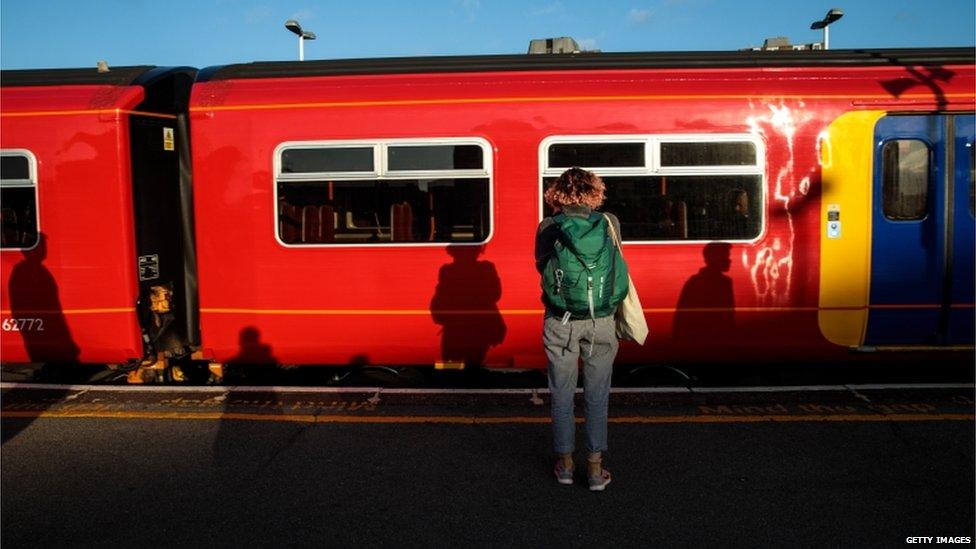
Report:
544,167,606,211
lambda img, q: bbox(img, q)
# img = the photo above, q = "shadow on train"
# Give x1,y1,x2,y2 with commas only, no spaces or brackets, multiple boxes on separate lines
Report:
1,237,972,398
2,233,100,444
673,242,735,342
429,245,507,377
880,64,955,112
8,233,79,363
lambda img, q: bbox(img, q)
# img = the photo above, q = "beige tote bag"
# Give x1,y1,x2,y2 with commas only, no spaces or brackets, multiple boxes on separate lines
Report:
604,215,649,345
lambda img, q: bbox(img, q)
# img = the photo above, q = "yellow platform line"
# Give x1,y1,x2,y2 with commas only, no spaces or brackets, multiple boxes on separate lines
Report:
1,410,971,424
189,92,976,113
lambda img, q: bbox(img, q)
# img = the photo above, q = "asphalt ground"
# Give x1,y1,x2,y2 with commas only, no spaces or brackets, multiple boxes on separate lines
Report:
1,384,974,547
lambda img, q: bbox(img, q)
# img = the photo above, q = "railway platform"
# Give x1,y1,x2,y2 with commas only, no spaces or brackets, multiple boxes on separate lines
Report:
1,381,973,547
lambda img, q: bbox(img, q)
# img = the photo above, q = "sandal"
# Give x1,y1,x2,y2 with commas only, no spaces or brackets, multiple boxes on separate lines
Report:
554,460,574,485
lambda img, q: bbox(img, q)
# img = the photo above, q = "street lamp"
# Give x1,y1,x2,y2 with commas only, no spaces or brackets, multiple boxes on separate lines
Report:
810,8,844,50
285,19,316,61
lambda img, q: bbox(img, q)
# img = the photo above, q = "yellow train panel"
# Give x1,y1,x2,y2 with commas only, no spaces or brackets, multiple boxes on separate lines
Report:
818,111,885,347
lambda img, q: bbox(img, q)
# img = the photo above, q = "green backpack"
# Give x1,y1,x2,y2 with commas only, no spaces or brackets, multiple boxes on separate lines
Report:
541,212,629,320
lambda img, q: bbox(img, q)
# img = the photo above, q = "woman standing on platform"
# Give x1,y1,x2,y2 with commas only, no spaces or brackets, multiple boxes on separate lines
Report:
535,167,625,491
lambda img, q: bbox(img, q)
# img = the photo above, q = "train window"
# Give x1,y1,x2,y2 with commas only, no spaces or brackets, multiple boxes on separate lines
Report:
660,142,756,167
388,145,483,171
0,151,38,250
541,136,764,242
542,175,762,241
882,140,929,221
281,147,374,174
1,155,29,180
548,143,645,168
275,140,492,246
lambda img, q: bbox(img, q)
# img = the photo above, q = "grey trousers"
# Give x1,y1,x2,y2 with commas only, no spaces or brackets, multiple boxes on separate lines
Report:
543,314,618,455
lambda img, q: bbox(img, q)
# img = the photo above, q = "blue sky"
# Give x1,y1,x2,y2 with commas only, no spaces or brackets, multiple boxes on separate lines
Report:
1,0,973,70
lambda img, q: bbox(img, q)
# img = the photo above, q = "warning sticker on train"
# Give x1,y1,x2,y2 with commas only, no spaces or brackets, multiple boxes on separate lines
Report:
163,127,174,151
827,204,842,239
138,255,160,281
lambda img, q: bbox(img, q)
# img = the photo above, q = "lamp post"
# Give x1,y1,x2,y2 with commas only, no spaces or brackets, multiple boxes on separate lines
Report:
285,19,316,61
810,8,844,50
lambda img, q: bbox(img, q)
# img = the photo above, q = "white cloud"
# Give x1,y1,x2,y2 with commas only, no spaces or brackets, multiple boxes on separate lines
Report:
628,8,651,24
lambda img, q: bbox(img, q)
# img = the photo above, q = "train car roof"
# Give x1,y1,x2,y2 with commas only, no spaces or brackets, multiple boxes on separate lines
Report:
1,66,197,114
198,47,975,82
0,66,195,88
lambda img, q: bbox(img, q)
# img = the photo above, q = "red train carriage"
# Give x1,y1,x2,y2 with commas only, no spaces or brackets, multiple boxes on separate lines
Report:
0,67,198,364
187,48,975,369
2,48,973,372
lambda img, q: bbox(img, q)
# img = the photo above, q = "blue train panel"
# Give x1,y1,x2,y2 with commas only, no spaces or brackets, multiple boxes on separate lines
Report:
866,114,975,346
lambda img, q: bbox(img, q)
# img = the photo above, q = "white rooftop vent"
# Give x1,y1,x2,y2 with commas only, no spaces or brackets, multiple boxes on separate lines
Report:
763,37,792,49
528,37,581,54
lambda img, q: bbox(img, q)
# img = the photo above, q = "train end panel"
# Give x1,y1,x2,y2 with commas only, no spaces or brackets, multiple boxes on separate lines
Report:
0,66,198,365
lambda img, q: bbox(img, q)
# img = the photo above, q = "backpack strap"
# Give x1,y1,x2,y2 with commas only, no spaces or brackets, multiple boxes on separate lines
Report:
602,213,625,330
603,214,623,252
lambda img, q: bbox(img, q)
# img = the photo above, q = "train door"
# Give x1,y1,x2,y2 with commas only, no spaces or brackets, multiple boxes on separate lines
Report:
866,114,975,346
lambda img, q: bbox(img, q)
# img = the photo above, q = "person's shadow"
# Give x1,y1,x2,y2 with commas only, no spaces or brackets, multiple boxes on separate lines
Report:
226,327,278,366
6,232,79,363
212,327,283,467
673,242,736,343
429,246,506,378
3,232,79,444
